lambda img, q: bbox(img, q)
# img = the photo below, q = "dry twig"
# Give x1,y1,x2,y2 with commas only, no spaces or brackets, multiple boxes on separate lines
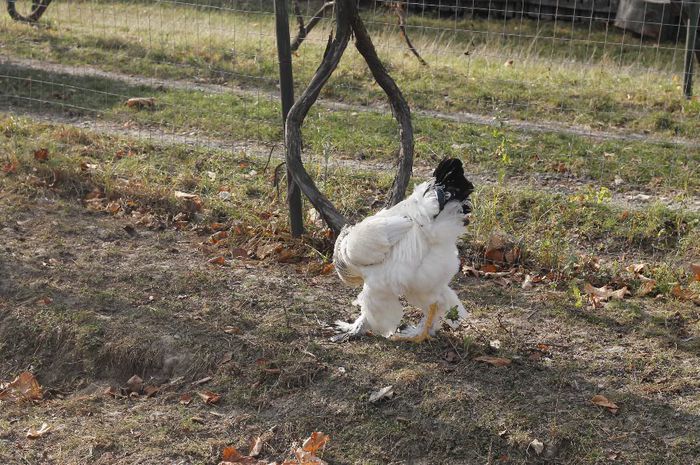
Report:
291,1,335,52
391,2,428,67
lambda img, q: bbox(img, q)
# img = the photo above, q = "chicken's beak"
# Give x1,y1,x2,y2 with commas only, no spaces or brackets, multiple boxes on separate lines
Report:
462,199,473,215
462,199,473,225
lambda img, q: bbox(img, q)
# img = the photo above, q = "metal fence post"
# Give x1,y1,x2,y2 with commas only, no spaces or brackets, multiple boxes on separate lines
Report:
684,0,700,98
274,0,304,236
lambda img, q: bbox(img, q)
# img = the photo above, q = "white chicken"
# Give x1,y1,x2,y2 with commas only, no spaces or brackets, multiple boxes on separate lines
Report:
333,158,474,342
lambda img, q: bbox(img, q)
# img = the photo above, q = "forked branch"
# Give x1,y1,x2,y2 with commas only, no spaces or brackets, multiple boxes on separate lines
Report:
285,2,352,233
391,2,428,67
291,1,335,53
7,0,53,22
285,0,414,233
350,1,414,205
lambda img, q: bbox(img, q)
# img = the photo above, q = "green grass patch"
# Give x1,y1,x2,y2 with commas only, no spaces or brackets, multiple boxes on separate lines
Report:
3,66,698,196
1,0,699,138
1,113,699,465
2,114,698,281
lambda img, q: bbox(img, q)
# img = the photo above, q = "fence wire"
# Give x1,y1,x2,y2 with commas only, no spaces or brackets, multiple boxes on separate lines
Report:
1,0,699,207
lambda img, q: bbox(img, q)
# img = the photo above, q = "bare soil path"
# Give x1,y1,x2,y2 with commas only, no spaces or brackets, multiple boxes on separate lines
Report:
6,106,700,214
4,56,699,149
1,186,698,464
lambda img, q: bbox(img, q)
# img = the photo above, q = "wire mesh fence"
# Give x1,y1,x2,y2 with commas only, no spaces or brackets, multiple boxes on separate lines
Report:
1,0,699,209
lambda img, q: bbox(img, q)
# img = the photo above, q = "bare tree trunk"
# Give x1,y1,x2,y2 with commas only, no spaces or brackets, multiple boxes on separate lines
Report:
285,0,414,234
7,0,53,22
285,2,352,234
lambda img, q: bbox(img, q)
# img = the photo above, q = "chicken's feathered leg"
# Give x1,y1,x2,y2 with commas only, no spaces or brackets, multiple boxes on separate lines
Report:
333,286,404,341
393,287,467,342
331,314,368,342
439,286,468,330
390,302,438,343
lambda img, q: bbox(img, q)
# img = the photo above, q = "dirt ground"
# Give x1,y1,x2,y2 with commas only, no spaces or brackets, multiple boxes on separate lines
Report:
1,187,699,465
1,3,699,462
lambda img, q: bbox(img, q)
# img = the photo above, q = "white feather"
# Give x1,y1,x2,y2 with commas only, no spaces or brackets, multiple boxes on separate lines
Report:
333,180,470,338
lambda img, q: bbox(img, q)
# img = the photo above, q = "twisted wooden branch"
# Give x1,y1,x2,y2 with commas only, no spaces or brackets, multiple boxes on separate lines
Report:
291,1,335,53
7,0,53,22
350,1,414,206
285,2,352,233
391,2,428,67
285,0,414,233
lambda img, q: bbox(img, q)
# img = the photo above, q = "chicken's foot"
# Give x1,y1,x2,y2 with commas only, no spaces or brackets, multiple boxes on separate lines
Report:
331,315,368,342
390,303,438,343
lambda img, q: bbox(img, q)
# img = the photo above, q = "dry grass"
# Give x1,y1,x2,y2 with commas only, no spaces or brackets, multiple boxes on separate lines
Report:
2,0,700,137
1,1,699,461
1,117,699,464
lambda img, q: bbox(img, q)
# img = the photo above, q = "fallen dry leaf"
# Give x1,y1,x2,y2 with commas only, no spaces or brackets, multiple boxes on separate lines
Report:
591,394,619,414
670,285,699,304
230,248,248,259
285,431,330,465
480,264,499,273
584,283,630,302
637,279,657,297
369,386,394,403
277,248,301,263
222,446,244,462
626,263,647,274
220,442,267,465
528,438,544,455
536,343,551,353
254,358,281,375
474,356,511,367
691,263,700,282
174,190,197,199
553,161,569,173
256,242,280,259
26,422,51,439
302,432,330,453
198,390,221,404
104,386,121,398
219,351,234,365
504,247,521,264
84,187,104,201
125,97,156,109
126,375,143,394
143,385,159,398
249,436,263,457
115,149,135,159
208,256,229,266
2,161,17,174
0,371,43,402
105,201,121,214
179,393,193,405
210,231,229,244
33,148,49,162
484,248,505,263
